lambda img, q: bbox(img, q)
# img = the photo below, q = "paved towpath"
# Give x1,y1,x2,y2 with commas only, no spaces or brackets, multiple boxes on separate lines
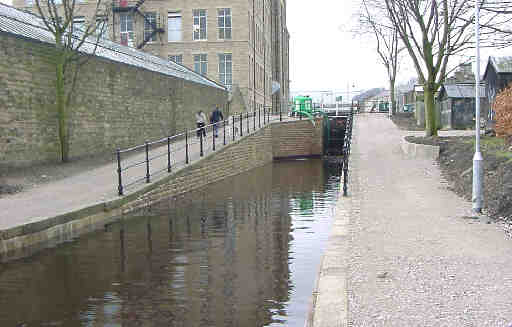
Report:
312,113,512,326
0,114,286,231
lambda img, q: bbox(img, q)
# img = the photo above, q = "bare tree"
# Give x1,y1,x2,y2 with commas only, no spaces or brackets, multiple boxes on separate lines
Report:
34,0,109,162
382,0,479,136
359,0,403,115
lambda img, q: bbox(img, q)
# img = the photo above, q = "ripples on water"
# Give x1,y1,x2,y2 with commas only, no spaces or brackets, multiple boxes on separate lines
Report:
0,159,341,326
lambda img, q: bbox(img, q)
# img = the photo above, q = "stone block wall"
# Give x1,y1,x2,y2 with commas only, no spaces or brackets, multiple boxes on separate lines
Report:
136,125,273,205
272,118,323,159
130,118,324,207
0,32,227,169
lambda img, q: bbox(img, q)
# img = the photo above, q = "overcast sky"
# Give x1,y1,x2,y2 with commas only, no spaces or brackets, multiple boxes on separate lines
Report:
287,0,396,97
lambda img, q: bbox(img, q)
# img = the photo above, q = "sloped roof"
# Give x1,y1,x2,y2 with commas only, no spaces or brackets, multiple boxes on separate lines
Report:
0,4,226,90
483,56,512,80
441,83,486,99
352,88,385,102
490,56,512,74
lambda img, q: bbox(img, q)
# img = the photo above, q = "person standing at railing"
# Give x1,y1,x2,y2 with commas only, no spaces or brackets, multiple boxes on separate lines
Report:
210,105,224,138
196,110,207,138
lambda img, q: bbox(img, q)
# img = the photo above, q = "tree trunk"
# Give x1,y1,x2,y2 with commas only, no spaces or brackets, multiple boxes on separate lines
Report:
56,57,69,162
390,79,397,115
424,87,438,137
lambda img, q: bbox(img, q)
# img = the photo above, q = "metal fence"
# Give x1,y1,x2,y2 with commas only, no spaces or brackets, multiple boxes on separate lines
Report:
116,106,281,196
341,109,354,196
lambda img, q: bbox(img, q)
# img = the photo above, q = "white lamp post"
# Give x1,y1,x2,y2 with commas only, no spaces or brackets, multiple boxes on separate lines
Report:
473,0,484,214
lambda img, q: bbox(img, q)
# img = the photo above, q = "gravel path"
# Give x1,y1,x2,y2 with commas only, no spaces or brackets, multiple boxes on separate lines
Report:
347,114,512,326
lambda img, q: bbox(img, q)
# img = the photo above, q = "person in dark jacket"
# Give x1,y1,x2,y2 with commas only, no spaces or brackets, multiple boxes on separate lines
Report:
210,106,224,137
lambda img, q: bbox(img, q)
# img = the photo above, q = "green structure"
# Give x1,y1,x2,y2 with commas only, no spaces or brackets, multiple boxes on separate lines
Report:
292,96,314,117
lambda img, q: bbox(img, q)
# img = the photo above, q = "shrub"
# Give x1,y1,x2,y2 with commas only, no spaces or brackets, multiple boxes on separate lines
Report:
494,83,512,142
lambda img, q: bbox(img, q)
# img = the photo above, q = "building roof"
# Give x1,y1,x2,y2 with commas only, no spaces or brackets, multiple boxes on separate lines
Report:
352,88,384,102
483,56,512,80
0,4,226,90
440,83,486,99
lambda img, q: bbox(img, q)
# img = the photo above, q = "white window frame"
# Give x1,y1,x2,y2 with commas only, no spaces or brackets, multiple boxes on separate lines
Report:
143,12,157,43
120,13,135,47
167,11,182,42
169,55,183,65
194,54,208,76
72,16,85,33
193,9,207,40
95,16,109,39
218,53,232,87
217,8,232,40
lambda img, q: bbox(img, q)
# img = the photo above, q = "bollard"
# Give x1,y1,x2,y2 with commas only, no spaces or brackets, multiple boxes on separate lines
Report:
254,110,256,131
224,120,226,145
117,149,123,196
232,115,235,141
247,112,249,134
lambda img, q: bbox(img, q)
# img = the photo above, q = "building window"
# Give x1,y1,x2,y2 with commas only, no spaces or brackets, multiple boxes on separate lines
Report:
72,16,85,33
144,12,157,43
169,55,183,65
219,53,232,87
218,8,231,40
168,12,182,42
193,9,207,40
120,13,134,47
95,16,109,39
194,54,208,76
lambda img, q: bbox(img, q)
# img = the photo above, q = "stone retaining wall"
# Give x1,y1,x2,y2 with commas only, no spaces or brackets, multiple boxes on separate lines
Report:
0,32,227,169
272,118,324,159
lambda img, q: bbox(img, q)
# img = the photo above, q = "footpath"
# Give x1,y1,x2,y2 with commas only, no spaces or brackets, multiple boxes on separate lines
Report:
311,113,512,326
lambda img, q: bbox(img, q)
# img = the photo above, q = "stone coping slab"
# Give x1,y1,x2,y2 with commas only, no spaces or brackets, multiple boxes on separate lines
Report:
400,136,440,160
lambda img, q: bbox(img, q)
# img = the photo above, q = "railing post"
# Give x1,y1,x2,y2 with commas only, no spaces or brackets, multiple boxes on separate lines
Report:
343,156,348,197
213,123,216,151
117,148,123,196
280,106,282,121
185,129,189,164
240,113,243,137
254,110,256,131
247,112,249,134
145,141,150,183
167,136,171,173
200,132,204,157
224,119,226,145
232,115,235,141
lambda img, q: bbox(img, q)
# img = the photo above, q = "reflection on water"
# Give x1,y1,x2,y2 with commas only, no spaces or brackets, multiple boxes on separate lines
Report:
0,159,340,326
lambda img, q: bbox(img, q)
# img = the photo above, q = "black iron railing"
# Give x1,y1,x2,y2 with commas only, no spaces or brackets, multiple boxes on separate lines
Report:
341,108,355,196
116,107,280,196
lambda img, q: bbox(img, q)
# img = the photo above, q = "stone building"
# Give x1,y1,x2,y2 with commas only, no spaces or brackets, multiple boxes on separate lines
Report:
13,0,290,114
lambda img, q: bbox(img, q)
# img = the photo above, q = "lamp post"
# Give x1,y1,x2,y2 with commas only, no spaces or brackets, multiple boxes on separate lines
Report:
473,0,483,214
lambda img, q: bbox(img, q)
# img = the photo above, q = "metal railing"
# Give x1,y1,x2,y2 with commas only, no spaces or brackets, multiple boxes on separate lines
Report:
115,107,280,196
341,108,354,196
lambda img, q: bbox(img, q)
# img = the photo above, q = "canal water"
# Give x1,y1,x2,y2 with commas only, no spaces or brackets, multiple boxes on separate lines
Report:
0,159,341,326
